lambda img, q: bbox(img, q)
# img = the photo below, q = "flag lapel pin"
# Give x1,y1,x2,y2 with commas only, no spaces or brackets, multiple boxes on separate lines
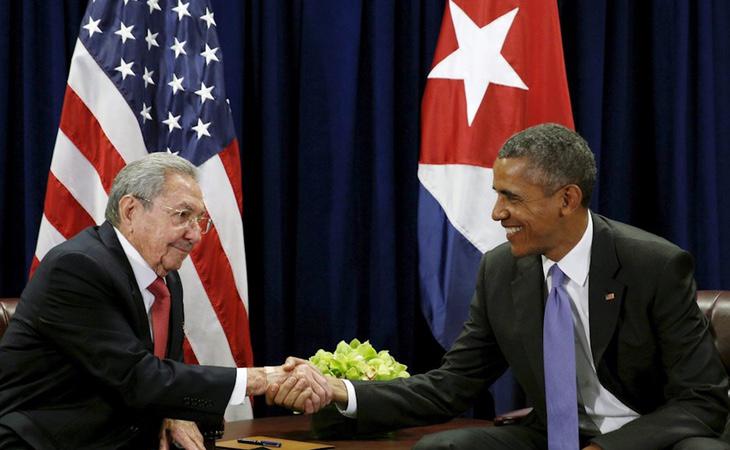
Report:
605,292,616,301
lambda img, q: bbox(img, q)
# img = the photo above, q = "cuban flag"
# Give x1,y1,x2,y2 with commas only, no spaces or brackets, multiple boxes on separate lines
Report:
418,0,574,350
31,0,253,419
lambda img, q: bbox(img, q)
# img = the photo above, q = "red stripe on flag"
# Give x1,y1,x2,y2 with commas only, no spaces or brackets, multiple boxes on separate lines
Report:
43,173,96,239
58,85,127,192
189,228,253,367
29,256,41,279
182,337,199,364
218,139,243,214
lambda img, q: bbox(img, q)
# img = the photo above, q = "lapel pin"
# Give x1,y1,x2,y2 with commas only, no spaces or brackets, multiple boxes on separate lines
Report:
605,292,615,301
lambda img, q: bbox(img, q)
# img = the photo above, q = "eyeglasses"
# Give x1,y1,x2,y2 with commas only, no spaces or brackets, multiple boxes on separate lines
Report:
136,196,213,234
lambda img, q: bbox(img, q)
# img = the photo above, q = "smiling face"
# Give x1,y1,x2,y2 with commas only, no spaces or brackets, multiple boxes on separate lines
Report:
123,172,205,276
491,157,578,261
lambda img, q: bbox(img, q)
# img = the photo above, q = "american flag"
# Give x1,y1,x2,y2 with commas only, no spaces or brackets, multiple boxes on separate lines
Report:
32,0,253,419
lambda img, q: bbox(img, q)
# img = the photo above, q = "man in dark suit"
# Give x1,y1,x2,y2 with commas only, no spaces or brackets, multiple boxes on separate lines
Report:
0,153,330,449
273,124,729,449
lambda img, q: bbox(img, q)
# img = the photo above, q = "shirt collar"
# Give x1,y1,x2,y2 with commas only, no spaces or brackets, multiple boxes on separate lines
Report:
114,226,158,291
541,211,593,287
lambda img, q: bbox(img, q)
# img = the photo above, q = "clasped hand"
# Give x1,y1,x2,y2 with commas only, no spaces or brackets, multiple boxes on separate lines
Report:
264,357,333,414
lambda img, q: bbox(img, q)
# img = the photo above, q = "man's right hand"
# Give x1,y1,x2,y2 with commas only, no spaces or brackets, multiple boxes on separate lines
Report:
256,357,334,413
260,357,332,413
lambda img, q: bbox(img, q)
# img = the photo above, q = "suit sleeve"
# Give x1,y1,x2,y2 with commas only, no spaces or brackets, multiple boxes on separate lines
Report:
591,251,729,449
32,251,237,422
352,254,509,434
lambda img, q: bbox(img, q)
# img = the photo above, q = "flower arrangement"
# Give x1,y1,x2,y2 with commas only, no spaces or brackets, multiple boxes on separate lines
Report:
309,338,410,381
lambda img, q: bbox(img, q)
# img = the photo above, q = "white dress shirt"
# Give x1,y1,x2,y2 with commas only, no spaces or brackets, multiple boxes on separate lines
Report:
113,227,248,405
340,212,640,432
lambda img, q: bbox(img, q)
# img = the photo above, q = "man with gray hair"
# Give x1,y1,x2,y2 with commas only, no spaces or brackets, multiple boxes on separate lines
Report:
0,153,331,449
297,123,729,449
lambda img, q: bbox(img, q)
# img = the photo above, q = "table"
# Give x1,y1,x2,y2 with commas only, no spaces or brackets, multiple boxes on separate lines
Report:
220,415,491,449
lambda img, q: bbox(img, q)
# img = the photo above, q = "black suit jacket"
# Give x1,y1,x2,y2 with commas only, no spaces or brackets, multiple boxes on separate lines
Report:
0,222,237,449
351,213,728,449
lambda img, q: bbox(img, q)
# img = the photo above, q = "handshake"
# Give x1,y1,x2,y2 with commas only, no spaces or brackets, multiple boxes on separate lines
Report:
248,357,346,414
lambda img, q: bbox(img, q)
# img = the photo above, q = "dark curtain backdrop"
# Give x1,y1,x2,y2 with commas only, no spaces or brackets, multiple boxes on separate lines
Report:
1,0,729,416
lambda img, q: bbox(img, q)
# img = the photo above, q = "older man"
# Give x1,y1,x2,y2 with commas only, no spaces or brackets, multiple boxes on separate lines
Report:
275,124,729,449
0,153,330,449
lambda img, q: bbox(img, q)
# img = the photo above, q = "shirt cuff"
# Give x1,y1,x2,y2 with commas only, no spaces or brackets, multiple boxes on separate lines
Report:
335,379,358,418
228,368,248,405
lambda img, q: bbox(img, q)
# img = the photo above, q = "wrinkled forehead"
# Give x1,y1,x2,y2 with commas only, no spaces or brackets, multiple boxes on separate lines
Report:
157,173,206,211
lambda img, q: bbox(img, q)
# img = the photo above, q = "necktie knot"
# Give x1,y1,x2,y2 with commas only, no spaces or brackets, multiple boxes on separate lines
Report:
549,264,566,288
148,277,169,299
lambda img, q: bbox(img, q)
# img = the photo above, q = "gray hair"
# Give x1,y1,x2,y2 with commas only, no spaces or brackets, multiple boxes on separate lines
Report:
105,152,197,226
498,123,597,207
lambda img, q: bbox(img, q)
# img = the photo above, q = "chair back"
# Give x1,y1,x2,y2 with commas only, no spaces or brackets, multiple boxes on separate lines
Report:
0,298,19,339
697,290,730,374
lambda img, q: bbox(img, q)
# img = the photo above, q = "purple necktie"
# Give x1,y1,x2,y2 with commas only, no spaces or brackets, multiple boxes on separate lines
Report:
543,265,579,450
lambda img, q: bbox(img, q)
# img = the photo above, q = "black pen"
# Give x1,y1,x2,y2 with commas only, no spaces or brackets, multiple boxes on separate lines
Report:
237,438,282,448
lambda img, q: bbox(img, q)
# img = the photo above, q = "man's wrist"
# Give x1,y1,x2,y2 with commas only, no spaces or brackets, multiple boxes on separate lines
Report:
246,367,266,396
327,376,349,406
247,366,289,396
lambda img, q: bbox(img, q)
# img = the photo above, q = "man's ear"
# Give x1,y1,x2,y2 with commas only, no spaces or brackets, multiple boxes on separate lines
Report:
118,195,138,228
560,184,584,214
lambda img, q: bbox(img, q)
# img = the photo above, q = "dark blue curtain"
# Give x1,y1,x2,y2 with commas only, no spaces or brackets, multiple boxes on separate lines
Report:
1,0,729,417
560,0,730,289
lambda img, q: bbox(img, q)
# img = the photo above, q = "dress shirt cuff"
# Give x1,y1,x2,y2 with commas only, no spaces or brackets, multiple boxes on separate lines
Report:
228,368,248,405
336,379,358,418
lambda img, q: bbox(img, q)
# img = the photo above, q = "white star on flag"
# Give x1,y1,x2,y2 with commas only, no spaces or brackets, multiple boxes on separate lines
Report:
172,0,191,21
114,58,135,80
200,44,219,65
168,73,185,94
114,22,135,44
82,17,102,37
428,2,528,126
139,103,152,123
192,118,211,139
146,0,161,14
200,8,216,29
162,111,182,133
195,82,215,104
145,29,159,50
170,37,187,59
142,67,155,88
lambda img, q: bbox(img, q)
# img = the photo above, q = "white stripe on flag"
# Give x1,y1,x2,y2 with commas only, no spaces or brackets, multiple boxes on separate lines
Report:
67,39,147,164
178,257,236,366
418,163,505,253
35,215,68,261
198,155,250,310
50,130,109,223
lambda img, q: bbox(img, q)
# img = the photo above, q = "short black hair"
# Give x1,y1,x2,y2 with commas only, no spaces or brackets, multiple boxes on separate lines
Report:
498,123,597,207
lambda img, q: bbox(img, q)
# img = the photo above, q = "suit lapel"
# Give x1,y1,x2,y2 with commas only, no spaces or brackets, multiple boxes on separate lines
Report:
588,213,626,364
165,271,184,361
512,255,547,389
97,221,154,350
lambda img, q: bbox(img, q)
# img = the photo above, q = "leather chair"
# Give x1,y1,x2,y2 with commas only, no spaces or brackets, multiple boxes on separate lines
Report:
698,290,730,374
494,290,730,430
0,298,18,339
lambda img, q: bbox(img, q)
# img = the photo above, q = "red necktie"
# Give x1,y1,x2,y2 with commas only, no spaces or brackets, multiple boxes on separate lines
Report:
148,277,171,358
